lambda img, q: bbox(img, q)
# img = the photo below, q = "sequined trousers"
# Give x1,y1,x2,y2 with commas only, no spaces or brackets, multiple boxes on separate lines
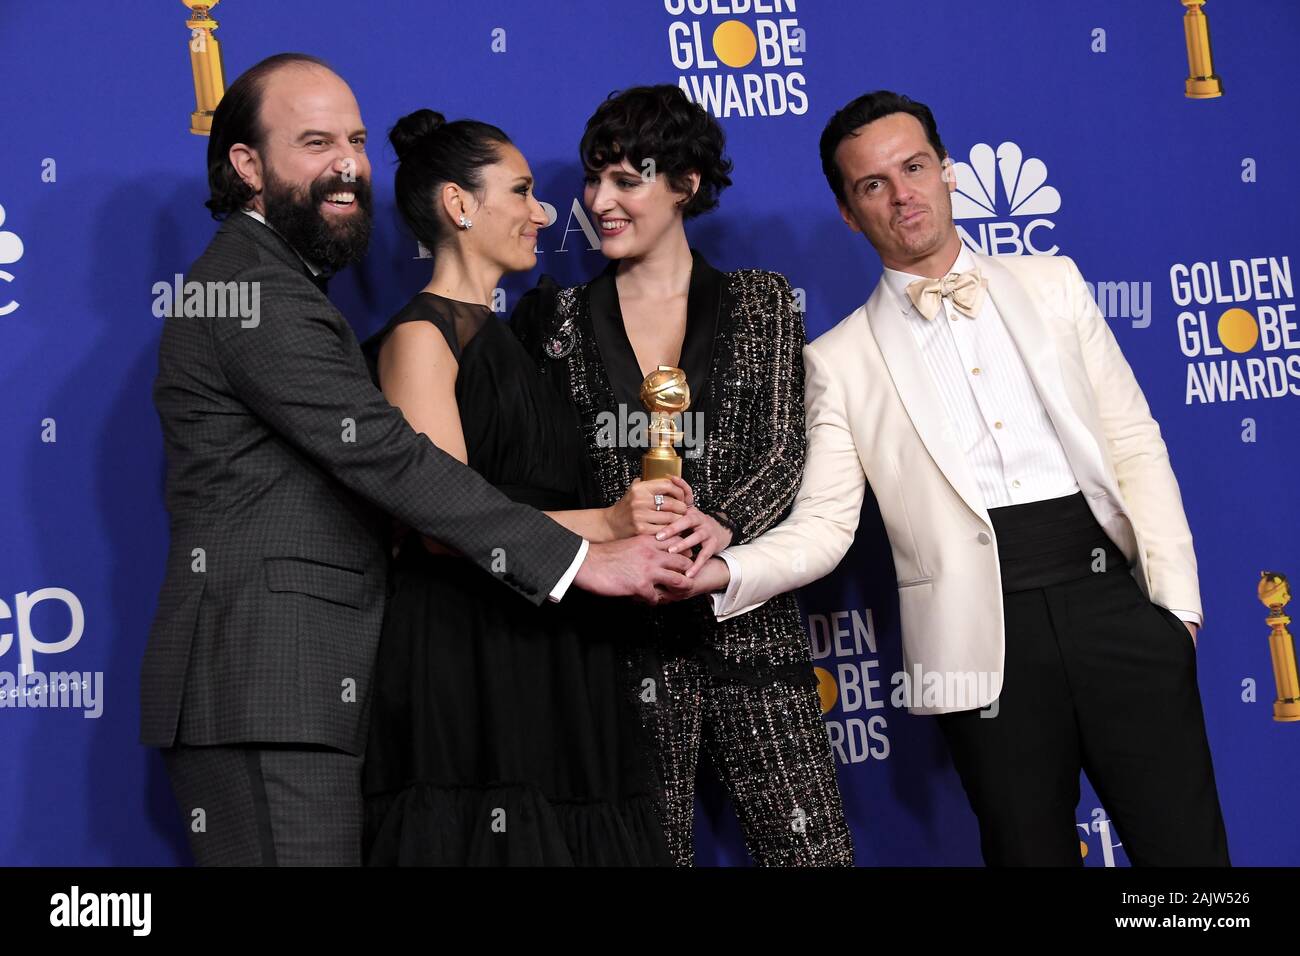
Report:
639,648,855,867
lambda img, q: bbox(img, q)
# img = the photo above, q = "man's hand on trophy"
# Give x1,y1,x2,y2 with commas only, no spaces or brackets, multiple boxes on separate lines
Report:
605,477,690,538
574,535,693,604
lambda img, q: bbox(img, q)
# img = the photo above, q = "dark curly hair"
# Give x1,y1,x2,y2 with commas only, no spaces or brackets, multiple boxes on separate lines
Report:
579,85,732,218
389,108,513,252
819,90,948,206
205,52,333,219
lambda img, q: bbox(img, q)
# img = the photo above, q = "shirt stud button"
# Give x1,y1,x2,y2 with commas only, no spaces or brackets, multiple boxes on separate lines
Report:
977,532,991,545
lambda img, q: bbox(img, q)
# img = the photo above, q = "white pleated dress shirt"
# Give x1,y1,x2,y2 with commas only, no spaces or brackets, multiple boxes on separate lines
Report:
882,244,1080,510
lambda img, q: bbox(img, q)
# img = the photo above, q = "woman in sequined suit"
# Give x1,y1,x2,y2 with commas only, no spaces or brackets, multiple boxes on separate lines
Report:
512,86,853,866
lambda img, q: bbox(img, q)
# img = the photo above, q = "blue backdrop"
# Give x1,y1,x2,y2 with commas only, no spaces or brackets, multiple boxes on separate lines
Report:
1,0,1296,866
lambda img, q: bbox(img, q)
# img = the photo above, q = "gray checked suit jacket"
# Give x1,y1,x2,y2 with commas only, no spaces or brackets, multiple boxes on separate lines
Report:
141,212,581,755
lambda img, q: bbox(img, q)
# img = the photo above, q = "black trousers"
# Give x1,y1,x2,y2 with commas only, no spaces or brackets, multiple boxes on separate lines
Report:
162,743,362,866
935,492,1230,867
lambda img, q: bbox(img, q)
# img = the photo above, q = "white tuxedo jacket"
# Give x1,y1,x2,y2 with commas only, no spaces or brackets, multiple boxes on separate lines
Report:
716,251,1202,714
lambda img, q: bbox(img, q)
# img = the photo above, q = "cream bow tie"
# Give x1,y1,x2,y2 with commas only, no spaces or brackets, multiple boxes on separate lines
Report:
906,269,988,321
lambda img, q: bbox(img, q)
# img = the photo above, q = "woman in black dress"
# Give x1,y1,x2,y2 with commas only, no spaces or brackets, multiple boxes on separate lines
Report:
360,110,674,866
513,86,853,865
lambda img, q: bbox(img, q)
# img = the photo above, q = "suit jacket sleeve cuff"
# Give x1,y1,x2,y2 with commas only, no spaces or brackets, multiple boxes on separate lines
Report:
1166,607,1202,628
548,538,589,603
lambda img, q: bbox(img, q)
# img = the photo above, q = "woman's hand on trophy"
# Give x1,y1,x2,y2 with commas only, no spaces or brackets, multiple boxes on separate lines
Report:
605,478,690,538
667,475,695,509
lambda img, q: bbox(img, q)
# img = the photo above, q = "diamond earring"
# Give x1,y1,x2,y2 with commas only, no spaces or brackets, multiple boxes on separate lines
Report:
458,214,473,229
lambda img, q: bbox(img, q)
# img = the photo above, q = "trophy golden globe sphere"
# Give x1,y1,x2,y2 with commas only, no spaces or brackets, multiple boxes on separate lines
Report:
640,366,691,415
639,365,690,480
1259,571,1291,610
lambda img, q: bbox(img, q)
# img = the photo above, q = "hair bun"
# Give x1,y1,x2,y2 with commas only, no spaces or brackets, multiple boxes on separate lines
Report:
389,109,447,160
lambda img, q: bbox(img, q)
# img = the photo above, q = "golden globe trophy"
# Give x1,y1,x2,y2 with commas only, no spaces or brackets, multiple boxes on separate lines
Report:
1181,0,1223,99
639,366,690,481
183,1,227,135
1259,572,1300,722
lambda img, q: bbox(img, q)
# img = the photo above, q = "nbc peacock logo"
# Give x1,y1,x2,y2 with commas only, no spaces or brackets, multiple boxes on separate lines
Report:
950,142,1061,258
0,202,24,317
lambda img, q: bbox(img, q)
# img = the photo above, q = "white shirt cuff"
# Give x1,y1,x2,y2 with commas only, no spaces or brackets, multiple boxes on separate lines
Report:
547,538,588,603
709,550,741,616
710,549,767,620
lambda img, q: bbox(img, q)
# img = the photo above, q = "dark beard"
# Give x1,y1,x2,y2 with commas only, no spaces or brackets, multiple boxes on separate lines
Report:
260,168,373,273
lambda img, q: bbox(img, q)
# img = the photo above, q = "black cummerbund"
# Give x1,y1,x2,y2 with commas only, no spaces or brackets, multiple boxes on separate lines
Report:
986,491,1129,593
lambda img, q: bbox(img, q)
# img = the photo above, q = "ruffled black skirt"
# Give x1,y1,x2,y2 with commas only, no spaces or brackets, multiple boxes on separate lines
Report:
362,544,670,866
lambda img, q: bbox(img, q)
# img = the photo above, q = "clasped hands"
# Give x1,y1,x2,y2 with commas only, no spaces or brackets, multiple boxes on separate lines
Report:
605,475,732,603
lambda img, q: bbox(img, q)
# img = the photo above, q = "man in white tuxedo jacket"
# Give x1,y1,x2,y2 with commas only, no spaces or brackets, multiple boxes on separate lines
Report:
667,91,1228,866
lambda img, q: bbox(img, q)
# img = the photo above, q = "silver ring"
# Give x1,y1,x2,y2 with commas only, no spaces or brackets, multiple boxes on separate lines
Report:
654,494,664,511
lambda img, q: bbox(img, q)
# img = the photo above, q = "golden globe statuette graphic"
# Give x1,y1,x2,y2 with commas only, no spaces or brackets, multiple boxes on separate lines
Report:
813,667,838,715
1181,0,1223,99
1259,572,1300,722
639,366,690,481
184,1,227,135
